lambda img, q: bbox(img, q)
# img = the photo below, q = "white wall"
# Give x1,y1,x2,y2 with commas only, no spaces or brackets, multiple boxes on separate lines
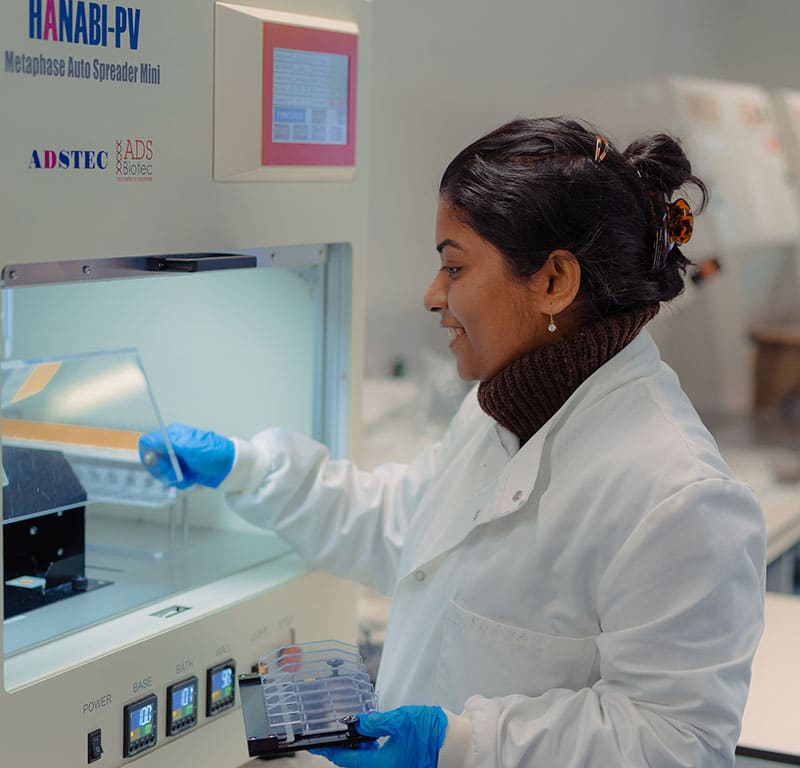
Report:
364,0,800,376
703,0,800,89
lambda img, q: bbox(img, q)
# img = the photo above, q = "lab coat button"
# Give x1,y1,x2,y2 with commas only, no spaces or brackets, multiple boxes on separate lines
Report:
414,569,425,582
512,490,523,502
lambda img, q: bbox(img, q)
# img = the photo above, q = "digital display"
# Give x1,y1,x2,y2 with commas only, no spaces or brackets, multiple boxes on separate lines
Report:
206,659,236,716
211,667,233,702
123,694,158,757
129,701,154,741
172,682,194,717
262,21,357,167
272,48,349,146
167,676,198,735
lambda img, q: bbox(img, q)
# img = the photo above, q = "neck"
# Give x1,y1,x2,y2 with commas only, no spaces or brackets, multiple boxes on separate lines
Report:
477,306,658,445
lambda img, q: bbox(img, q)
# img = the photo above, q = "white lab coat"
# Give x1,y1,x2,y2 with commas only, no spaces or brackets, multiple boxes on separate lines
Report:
226,330,765,768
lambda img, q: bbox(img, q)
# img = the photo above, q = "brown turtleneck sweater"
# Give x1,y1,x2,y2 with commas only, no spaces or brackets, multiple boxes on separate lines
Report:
477,306,659,445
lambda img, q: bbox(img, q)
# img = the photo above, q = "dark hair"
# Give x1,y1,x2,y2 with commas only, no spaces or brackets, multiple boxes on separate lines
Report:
438,116,709,315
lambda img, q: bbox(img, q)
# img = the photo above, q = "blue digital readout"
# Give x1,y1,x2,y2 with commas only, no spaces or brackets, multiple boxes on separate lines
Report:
207,660,235,716
167,677,198,734
124,694,158,756
128,702,153,741
211,667,233,701
171,682,195,719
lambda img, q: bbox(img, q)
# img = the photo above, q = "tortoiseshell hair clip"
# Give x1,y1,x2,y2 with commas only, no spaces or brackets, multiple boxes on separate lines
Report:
653,197,694,270
666,197,694,245
594,135,610,164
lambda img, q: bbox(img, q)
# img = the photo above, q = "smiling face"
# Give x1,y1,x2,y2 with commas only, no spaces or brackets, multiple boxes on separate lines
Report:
424,200,552,382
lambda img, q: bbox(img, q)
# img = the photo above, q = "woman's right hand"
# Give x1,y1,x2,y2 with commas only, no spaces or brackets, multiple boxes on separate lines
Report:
138,423,235,489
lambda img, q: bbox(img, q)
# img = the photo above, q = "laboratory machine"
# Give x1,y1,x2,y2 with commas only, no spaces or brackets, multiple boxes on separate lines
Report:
551,77,800,417
768,88,800,415
0,1,371,766
550,76,800,767
731,88,800,767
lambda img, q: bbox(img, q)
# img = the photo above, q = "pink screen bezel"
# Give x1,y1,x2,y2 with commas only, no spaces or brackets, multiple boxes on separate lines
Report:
262,22,357,166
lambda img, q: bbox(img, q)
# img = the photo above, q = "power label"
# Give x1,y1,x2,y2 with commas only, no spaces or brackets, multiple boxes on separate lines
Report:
29,0,142,50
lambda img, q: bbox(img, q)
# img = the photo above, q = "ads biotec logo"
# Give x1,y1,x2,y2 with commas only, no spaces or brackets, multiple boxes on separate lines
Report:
28,138,154,180
29,0,142,50
116,138,153,181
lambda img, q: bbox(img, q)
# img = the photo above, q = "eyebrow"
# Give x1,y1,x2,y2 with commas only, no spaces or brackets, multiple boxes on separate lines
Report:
436,238,462,254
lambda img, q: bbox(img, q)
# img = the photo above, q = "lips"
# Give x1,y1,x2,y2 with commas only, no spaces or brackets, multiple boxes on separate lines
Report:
443,326,465,350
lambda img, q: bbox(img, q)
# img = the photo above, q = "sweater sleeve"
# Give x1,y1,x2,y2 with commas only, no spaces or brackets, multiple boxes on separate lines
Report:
222,428,444,595
452,479,765,768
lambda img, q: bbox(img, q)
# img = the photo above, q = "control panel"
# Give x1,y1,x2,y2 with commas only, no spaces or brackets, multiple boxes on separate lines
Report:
113,662,238,761
207,660,237,717
3,551,359,767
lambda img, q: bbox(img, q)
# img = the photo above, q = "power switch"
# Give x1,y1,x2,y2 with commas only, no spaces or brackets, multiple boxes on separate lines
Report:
88,729,103,763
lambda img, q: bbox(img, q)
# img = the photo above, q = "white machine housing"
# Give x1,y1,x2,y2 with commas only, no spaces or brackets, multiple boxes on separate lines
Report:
550,76,800,417
772,88,800,185
0,1,370,766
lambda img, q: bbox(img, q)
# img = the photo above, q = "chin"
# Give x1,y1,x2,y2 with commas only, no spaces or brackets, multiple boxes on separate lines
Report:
455,361,483,383
455,360,478,383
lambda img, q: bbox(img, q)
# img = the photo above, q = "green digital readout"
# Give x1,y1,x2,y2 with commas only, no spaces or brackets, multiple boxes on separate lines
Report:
128,701,153,740
171,681,195,720
123,694,158,757
206,660,236,717
167,676,198,736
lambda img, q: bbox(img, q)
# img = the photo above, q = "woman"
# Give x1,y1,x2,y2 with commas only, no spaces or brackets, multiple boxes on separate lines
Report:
142,118,766,767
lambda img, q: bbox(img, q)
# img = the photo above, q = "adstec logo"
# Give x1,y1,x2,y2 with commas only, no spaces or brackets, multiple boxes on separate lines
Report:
116,138,153,181
27,138,156,180
29,147,108,169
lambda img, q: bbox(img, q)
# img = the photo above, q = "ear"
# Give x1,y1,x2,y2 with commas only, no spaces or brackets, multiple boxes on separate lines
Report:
531,249,581,314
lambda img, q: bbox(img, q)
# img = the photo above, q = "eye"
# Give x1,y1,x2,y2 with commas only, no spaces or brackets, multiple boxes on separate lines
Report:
440,265,461,279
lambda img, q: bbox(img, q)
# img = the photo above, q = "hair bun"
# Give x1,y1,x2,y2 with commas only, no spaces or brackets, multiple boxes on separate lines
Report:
623,134,708,211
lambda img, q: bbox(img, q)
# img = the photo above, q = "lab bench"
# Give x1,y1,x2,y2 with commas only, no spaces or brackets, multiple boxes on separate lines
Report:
737,592,800,765
708,414,800,594
710,410,800,766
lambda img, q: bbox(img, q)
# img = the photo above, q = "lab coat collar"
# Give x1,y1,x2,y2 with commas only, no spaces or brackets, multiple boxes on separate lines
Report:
400,330,662,580
497,329,661,510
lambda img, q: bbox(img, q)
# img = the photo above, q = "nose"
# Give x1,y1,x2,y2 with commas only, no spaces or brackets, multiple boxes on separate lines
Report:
424,270,447,313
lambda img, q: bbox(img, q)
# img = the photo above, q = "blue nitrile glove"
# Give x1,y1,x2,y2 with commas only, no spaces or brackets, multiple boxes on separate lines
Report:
138,423,235,489
310,706,448,768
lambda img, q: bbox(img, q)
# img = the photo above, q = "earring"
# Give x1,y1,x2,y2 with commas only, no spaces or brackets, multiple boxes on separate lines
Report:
547,311,557,333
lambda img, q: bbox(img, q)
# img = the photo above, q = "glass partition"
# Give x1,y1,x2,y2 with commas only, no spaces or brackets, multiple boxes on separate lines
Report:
1,253,347,659
2,349,181,508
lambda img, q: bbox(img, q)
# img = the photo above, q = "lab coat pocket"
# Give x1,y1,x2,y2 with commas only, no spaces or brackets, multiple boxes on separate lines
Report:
433,600,597,712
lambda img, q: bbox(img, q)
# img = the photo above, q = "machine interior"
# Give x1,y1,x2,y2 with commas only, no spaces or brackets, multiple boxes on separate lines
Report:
1,257,330,659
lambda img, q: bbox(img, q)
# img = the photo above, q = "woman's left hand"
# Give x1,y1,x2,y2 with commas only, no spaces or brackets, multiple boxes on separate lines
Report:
310,706,447,768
